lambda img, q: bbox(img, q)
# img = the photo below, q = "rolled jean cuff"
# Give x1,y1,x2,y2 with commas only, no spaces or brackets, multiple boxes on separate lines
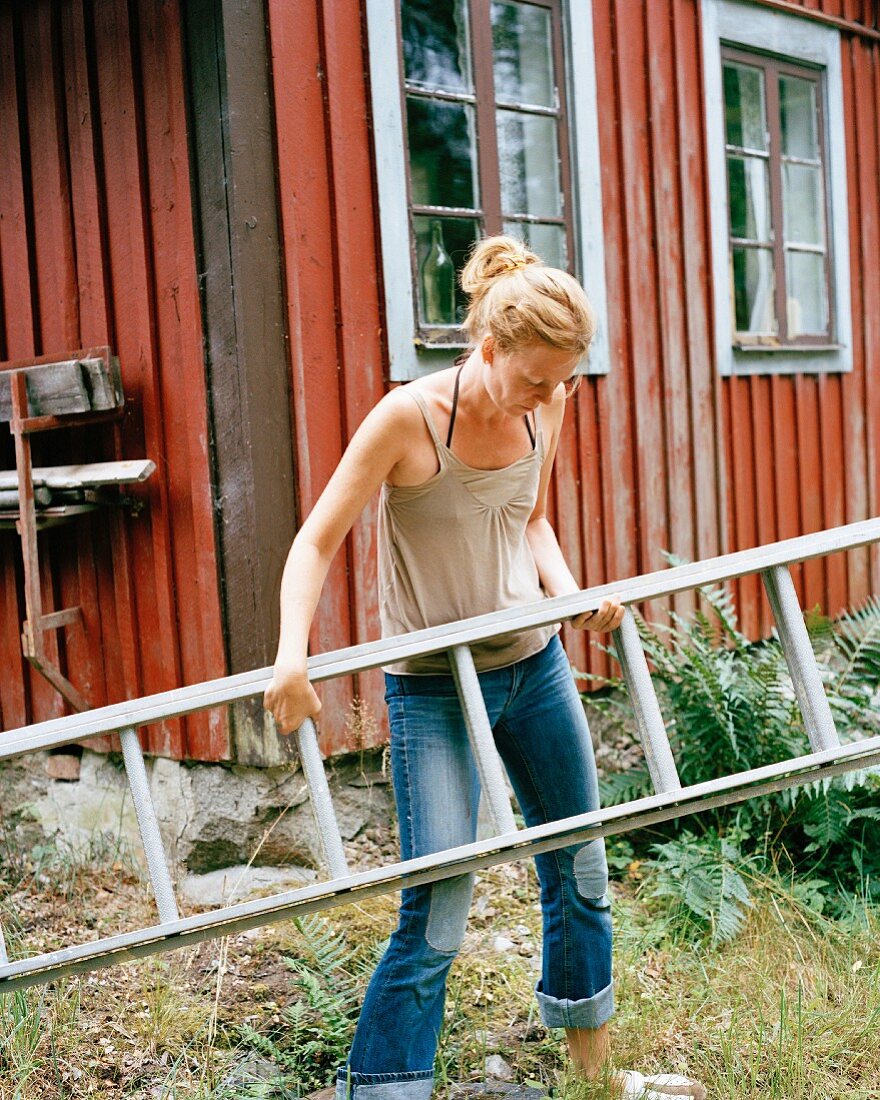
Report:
336,1067,434,1100
534,978,615,1029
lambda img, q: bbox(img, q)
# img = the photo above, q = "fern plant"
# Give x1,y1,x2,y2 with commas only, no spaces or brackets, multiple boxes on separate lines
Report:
236,914,376,1096
648,830,756,945
581,583,880,938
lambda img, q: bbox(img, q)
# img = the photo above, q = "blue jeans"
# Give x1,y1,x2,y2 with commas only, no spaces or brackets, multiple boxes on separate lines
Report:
336,635,613,1100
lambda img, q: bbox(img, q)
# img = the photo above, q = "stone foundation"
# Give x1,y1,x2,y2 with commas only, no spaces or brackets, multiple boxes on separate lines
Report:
0,746,394,882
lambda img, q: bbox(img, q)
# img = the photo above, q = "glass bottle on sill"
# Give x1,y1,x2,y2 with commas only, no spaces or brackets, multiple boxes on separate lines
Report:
421,220,455,325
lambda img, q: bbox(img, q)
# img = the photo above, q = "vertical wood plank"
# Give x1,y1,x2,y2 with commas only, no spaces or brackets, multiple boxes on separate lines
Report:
554,405,588,672
613,0,670,619
93,0,184,756
576,382,610,683
819,374,848,616
860,35,880,589
673,0,725,571
750,376,776,636
318,0,389,751
839,32,871,604
266,0,356,743
769,376,806,604
0,4,35,729
136,0,229,759
20,2,77,722
795,376,826,614
646,0,696,622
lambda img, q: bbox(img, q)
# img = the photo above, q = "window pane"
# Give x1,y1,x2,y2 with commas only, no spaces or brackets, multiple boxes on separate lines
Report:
402,0,472,94
497,110,561,218
783,163,824,246
732,247,776,334
407,97,477,208
723,63,767,150
786,251,828,336
503,220,566,269
414,215,479,324
780,75,818,160
727,154,771,241
491,1,554,108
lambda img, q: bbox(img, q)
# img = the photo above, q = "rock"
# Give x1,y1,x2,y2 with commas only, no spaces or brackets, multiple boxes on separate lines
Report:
27,751,139,850
349,771,390,787
492,936,516,953
485,1055,515,1081
221,1056,280,1089
306,1087,338,1100
179,864,318,908
45,753,81,782
450,1082,544,1100
4,745,393,877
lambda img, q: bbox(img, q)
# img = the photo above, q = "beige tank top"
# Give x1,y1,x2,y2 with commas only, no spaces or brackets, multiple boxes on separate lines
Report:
378,386,559,675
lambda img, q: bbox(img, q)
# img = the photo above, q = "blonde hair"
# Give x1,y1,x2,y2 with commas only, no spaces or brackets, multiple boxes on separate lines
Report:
460,235,595,357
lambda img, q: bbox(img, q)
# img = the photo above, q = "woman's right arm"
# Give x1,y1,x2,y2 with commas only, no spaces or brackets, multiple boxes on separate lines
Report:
263,391,413,735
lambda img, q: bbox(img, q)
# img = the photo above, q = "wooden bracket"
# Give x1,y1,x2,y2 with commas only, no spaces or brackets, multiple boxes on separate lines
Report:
9,370,91,713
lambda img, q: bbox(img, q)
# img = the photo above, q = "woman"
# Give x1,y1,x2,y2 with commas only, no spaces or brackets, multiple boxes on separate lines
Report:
264,237,706,1100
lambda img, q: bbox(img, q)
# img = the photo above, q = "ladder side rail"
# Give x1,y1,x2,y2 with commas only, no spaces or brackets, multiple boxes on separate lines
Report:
119,727,180,924
0,923,7,966
449,645,518,836
4,517,880,759
613,613,682,792
762,566,841,753
4,734,880,994
295,718,349,878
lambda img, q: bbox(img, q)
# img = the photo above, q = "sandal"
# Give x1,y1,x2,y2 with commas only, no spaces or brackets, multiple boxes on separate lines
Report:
617,1070,707,1099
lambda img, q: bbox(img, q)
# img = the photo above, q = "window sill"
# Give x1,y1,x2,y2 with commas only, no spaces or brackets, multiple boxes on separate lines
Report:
733,342,845,353
728,342,851,376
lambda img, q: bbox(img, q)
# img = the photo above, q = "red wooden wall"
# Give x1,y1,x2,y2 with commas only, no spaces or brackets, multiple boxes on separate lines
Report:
266,0,880,755
2,0,876,762
0,0,228,759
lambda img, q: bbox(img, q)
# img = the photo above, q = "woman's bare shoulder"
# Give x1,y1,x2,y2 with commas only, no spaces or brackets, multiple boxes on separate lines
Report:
372,372,456,426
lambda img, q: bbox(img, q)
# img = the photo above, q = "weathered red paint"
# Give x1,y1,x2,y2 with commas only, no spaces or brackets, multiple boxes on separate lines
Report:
263,0,880,758
2,0,877,762
0,0,227,759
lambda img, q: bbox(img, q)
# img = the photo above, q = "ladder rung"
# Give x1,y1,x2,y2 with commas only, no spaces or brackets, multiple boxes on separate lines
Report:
120,726,180,924
613,611,682,793
449,645,518,836
295,717,349,879
762,565,840,753
3,735,879,994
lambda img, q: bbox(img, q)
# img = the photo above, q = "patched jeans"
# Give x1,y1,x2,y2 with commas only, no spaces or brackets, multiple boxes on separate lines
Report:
336,635,613,1100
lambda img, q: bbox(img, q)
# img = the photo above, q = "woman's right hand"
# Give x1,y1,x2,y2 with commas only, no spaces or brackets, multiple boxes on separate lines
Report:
263,664,322,736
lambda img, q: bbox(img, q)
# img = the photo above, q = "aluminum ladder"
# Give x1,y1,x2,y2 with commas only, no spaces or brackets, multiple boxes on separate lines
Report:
2,518,880,994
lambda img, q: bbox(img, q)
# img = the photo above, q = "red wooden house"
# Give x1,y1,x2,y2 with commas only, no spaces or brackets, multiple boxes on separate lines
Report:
0,0,878,764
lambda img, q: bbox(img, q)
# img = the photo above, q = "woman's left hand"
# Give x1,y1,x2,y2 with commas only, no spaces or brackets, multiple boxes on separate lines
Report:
570,594,625,632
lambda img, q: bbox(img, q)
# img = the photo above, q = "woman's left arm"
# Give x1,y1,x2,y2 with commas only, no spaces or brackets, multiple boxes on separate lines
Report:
525,390,623,632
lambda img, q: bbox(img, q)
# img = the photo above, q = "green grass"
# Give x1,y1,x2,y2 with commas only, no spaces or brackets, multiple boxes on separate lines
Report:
2,847,880,1098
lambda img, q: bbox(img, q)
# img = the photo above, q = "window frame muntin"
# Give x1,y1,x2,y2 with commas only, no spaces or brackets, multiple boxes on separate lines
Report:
701,0,852,377
721,45,833,349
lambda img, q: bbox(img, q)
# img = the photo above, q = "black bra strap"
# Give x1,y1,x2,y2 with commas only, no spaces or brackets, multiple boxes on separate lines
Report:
446,365,536,451
447,366,463,449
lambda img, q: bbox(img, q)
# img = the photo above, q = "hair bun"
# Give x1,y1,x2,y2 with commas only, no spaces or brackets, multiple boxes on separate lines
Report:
459,236,540,301
459,233,595,358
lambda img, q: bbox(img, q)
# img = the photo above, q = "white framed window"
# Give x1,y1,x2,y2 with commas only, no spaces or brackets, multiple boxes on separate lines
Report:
367,0,611,380
701,0,853,376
